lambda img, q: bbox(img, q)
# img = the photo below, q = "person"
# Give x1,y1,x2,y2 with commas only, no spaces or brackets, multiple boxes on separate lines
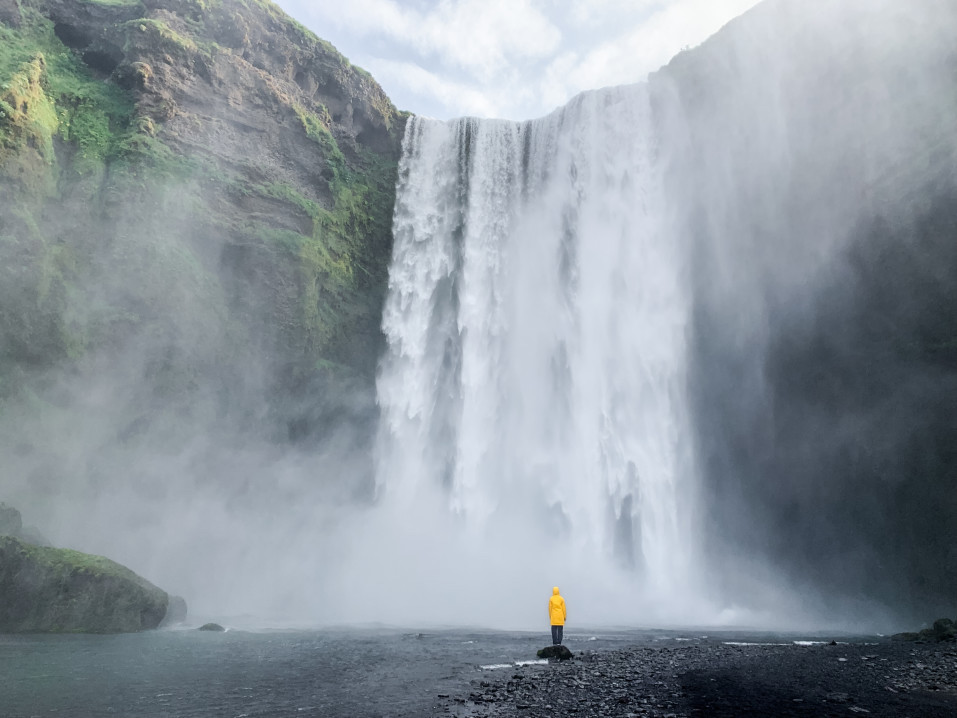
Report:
548,586,566,645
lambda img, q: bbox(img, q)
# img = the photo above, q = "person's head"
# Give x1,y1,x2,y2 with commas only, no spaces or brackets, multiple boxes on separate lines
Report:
553,586,560,595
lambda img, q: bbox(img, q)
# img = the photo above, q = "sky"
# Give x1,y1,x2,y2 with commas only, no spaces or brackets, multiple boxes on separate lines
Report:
273,0,764,121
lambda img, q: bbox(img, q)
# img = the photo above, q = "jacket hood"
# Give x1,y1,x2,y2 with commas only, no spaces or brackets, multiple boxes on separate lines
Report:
553,586,560,595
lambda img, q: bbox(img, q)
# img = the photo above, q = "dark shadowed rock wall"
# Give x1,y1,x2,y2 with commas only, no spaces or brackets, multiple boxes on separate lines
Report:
652,0,957,620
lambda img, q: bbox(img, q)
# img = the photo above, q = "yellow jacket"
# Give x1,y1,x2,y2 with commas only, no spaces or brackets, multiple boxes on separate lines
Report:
548,586,566,626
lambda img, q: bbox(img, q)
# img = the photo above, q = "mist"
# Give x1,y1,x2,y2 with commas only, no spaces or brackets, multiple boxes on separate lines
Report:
2,0,954,632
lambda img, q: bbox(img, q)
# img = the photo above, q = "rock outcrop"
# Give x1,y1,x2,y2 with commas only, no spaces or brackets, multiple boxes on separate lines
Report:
892,618,957,643
537,645,574,660
0,502,51,547
0,502,22,537
0,536,169,633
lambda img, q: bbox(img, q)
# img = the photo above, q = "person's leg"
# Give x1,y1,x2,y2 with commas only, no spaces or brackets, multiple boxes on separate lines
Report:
556,625,563,645
551,625,560,645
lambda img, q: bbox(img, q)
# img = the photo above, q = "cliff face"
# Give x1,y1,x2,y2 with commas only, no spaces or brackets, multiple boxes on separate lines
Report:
0,1,405,497
651,0,957,618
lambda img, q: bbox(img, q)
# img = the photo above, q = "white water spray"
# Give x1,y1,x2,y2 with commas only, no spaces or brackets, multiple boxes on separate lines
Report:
374,85,698,623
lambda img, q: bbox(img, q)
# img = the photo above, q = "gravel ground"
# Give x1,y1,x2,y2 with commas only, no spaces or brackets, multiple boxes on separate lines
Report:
436,640,957,717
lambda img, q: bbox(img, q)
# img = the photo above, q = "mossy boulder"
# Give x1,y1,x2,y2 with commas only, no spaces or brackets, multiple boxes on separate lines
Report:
198,622,225,631
0,536,169,633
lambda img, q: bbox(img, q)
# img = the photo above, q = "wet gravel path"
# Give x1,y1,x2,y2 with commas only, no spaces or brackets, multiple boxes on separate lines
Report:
437,641,957,718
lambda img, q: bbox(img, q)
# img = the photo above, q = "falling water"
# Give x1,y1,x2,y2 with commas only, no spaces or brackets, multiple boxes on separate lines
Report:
367,0,957,629
376,85,696,611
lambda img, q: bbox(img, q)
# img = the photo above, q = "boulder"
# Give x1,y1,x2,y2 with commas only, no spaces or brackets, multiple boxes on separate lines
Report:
537,645,574,660
932,617,956,640
0,536,168,633
198,622,226,632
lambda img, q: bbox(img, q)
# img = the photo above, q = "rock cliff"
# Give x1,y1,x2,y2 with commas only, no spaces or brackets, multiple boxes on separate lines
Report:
0,0,405,498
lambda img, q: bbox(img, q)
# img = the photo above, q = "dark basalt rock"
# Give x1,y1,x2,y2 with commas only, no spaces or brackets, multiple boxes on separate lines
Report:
198,622,226,632
0,536,168,633
537,645,574,660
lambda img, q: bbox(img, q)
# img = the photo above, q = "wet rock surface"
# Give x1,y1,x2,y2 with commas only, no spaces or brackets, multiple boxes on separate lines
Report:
0,536,169,634
437,641,957,717
537,645,573,660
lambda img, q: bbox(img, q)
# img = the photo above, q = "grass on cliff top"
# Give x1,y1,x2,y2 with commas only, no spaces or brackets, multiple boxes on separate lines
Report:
2,536,150,585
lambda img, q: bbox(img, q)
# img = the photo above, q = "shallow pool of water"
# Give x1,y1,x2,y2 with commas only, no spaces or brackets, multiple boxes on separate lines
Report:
0,626,863,717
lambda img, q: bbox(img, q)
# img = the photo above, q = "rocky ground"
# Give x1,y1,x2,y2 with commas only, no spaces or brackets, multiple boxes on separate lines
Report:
436,640,957,717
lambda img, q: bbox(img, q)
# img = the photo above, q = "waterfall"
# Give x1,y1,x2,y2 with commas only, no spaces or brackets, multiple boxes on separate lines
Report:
376,84,696,614
366,0,956,629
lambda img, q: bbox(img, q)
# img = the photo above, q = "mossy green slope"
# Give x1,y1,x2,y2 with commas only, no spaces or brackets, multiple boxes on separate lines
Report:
0,535,169,633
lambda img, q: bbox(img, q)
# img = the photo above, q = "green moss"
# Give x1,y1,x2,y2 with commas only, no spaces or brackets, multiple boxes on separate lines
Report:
19,541,139,580
0,56,58,199
0,10,136,178
294,103,346,176
0,204,81,365
0,0,401,427
113,131,196,178
82,0,143,7
120,17,197,57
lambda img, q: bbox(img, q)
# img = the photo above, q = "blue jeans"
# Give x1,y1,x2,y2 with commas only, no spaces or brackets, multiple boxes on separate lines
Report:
551,625,563,645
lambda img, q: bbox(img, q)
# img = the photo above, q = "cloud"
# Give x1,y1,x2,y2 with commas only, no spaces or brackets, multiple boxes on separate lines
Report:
298,0,561,82
542,0,763,112
364,58,500,118
279,0,763,119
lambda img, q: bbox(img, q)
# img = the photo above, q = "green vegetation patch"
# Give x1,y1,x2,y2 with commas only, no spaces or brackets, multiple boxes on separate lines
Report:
0,9,136,176
82,0,144,7
120,17,197,57
0,54,59,186
14,539,144,582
